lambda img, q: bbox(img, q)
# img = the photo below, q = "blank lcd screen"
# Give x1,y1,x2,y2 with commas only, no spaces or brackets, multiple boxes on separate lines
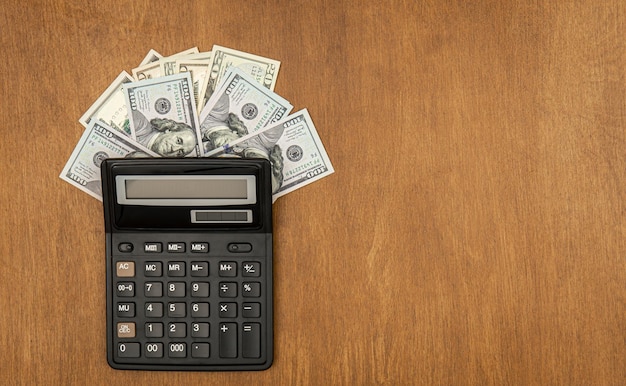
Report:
125,178,248,199
115,175,256,206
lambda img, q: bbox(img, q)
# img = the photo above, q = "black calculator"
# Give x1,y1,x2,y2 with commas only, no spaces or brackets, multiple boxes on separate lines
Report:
101,158,273,371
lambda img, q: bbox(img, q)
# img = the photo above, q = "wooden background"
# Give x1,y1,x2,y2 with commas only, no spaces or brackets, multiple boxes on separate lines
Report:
1,1,625,385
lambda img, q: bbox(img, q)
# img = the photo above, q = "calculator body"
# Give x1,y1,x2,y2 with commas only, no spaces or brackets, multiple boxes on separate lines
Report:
101,158,273,371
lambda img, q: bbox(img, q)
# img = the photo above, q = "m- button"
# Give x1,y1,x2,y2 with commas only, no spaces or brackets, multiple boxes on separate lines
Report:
116,261,135,277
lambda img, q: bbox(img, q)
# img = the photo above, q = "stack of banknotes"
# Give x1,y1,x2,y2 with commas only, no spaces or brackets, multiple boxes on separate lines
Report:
60,45,334,202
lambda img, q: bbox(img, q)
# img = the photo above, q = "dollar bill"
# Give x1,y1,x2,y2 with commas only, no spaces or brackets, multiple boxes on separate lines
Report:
138,49,163,66
133,47,199,80
198,67,292,156
197,45,280,111
123,72,202,157
206,109,334,201
60,121,158,200
175,58,212,108
78,71,133,136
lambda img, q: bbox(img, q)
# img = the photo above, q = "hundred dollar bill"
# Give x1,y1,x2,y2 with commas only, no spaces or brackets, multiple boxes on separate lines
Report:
60,121,158,200
206,109,334,201
159,47,202,76
198,45,280,111
123,72,202,157
79,71,133,136
175,58,212,109
198,67,292,156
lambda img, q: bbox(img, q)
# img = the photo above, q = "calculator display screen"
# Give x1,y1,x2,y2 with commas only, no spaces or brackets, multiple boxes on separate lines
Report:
115,175,257,206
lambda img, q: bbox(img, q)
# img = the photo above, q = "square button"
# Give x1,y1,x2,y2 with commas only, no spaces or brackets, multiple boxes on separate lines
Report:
242,262,260,277
191,322,210,338
219,282,237,297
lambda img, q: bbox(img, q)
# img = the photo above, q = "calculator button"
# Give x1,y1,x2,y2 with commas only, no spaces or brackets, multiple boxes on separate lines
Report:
117,322,136,338
116,261,135,277
145,343,164,358
242,323,261,358
117,302,135,317
145,302,163,317
145,282,163,297
144,262,162,276
168,282,186,297
228,243,252,253
167,242,185,253
168,322,187,338
190,262,209,277
190,242,209,253
168,342,187,358
242,303,261,318
168,302,186,317
191,343,210,358
144,242,162,253
219,282,237,297
191,302,210,317
219,302,237,318
118,342,140,358
191,282,210,297
116,282,135,297
242,262,260,277
167,262,185,276
145,322,163,337
191,322,210,338
242,282,261,297
118,242,133,253
219,323,237,358
218,262,237,277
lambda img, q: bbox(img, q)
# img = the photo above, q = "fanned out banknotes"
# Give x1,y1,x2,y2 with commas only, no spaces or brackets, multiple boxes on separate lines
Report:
61,46,334,202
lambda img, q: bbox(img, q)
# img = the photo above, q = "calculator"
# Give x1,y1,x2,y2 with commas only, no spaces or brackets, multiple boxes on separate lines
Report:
101,158,273,371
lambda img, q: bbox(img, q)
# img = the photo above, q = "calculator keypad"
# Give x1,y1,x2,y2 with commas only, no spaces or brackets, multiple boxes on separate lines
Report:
109,235,271,370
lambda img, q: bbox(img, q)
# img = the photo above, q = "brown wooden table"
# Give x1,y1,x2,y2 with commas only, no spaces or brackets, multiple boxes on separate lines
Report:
1,1,625,384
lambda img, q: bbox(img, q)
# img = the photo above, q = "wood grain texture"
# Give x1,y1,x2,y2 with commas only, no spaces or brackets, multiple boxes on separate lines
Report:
1,0,624,384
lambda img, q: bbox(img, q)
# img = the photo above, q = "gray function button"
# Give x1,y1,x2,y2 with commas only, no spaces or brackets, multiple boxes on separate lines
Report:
167,242,185,253
190,262,209,277
116,282,135,297
242,323,261,358
242,262,260,277
190,242,209,253
144,242,162,253
117,302,135,317
167,262,185,277
144,261,162,276
218,262,237,277
228,243,252,253
242,303,261,318
118,242,133,253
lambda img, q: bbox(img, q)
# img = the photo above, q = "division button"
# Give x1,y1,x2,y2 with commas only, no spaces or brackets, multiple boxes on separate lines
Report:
219,282,237,297
219,323,237,358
